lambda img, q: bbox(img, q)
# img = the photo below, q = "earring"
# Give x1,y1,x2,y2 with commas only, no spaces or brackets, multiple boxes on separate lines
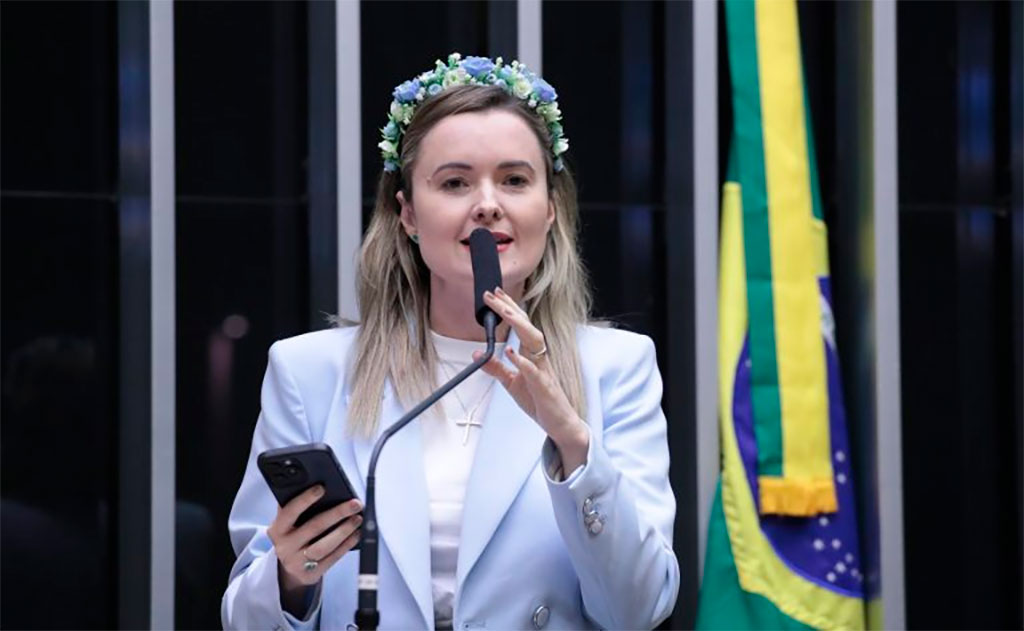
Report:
410,233,420,244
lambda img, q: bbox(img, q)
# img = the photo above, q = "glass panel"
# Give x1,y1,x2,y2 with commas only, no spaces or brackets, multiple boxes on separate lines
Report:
175,0,309,199
1,2,119,628
175,3,311,628
0,3,117,194
898,1,1022,626
544,1,667,347
1,199,119,629
580,205,667,349
544,1,664,208
175,201,310,628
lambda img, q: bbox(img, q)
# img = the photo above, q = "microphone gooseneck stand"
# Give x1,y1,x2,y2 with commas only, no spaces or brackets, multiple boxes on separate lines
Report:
354,311,498,631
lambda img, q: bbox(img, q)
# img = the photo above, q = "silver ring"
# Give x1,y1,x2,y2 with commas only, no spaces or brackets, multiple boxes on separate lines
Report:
529,345,548,360
302,548,319,573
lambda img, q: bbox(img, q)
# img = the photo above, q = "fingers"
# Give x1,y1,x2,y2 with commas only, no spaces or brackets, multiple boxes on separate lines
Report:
269,484,325,542
273,497,363,587
293,498,362,546
472,349,518,388
505,346,545,384
314,526,362,571
303,512,363,561
484,289,547,356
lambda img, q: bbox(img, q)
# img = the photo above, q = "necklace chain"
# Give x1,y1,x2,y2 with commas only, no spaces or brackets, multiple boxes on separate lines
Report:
438,360,495,445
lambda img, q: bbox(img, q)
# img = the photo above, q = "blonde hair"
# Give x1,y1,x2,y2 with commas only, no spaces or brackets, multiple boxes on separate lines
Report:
345,85,591,437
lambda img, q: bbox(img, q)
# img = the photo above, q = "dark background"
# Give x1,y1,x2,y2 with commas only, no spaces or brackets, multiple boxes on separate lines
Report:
2,1,1021,629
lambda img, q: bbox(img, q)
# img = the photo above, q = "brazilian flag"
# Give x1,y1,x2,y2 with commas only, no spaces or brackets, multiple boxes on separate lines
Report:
695,1,867,628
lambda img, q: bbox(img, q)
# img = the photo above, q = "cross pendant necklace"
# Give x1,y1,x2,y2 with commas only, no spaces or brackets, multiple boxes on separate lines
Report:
454,416,483,446
439,360,494,446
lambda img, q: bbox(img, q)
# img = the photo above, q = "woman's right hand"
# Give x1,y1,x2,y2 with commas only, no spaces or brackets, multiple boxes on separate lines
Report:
267,485,363,611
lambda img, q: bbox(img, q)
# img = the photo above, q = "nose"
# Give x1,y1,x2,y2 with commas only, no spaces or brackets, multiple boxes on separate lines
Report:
472,184,503,223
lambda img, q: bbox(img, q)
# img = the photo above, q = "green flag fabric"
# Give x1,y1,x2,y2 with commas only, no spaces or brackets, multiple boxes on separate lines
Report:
696,1,867,628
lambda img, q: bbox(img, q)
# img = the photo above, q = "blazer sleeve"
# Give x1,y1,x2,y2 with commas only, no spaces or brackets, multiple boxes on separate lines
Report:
542,333,680,629
221,342,324,631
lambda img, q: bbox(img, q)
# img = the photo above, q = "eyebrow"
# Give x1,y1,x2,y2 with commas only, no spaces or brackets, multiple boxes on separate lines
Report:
431,160,536,176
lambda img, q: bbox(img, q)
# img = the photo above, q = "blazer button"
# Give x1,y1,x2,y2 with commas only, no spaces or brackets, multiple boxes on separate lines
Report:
588,517,605,535
532,605,550,629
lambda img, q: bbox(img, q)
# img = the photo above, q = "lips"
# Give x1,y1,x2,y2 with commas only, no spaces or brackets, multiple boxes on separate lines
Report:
460,231,513,246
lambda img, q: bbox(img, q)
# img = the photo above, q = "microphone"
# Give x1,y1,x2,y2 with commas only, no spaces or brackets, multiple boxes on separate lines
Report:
469,228,503,328
354,229,502,631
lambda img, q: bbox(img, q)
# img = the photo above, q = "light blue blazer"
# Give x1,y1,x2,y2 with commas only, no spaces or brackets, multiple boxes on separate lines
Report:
222,325,679,630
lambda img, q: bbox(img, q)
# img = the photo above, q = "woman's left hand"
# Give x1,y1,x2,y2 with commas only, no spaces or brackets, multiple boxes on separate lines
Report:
474,288,589,472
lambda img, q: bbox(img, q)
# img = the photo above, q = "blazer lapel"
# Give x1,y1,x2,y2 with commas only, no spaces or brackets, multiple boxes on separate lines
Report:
351,384,434,629
456,332,547,590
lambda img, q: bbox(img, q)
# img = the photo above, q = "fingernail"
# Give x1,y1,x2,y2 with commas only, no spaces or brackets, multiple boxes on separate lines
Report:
496,287,506,296
484,290,494,299
313,485,325,497
352,499,363,510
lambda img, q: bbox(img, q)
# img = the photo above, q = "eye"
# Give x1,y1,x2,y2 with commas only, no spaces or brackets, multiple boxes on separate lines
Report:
505,174,529,187
441,178,468,191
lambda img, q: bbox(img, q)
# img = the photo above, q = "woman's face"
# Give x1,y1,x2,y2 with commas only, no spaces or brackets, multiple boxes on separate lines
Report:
397,109,554,296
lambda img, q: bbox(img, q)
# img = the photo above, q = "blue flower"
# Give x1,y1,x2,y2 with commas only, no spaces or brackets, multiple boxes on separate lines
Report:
532,78,557,103
382,121,399,141
392,79,421,104
428,83,443,96
553,157,564,172
462,56,495,78
384,159,400,173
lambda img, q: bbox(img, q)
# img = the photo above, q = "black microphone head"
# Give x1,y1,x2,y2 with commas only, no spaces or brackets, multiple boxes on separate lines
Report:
469,228,503,327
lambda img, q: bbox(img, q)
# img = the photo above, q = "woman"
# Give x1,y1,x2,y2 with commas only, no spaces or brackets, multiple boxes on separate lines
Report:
223,53,679,630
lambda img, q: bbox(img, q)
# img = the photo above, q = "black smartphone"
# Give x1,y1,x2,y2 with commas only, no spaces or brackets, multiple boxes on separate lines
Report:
257,443,361,539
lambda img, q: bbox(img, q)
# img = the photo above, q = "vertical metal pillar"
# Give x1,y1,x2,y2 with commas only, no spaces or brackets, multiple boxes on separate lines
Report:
517,0,542,73
118,0,175,627
835,3,904,628
692,0,718,583
872,5,905,629
336,0,361,322
149,1,176,627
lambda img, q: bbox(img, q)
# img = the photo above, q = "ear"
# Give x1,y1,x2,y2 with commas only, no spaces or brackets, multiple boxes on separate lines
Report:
546,199,556,229
397,190,417,235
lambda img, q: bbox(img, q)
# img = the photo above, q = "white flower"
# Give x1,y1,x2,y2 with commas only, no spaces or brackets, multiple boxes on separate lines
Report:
443,70,460,88
513,77,532,99
553,137,569,155
416,87,426,102
528,97,538,108
419,71,433,82
378,139,396,154
390,101,403,119
538,103,561,123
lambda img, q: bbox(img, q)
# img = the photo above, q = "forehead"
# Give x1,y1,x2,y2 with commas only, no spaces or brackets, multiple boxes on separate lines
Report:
415,109,545,171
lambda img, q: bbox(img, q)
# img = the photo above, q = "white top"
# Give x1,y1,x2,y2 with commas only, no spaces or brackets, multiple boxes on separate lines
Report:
422,330,505,629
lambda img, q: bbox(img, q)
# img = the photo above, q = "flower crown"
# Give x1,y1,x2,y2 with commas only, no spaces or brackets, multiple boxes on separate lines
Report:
378,52,569,174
